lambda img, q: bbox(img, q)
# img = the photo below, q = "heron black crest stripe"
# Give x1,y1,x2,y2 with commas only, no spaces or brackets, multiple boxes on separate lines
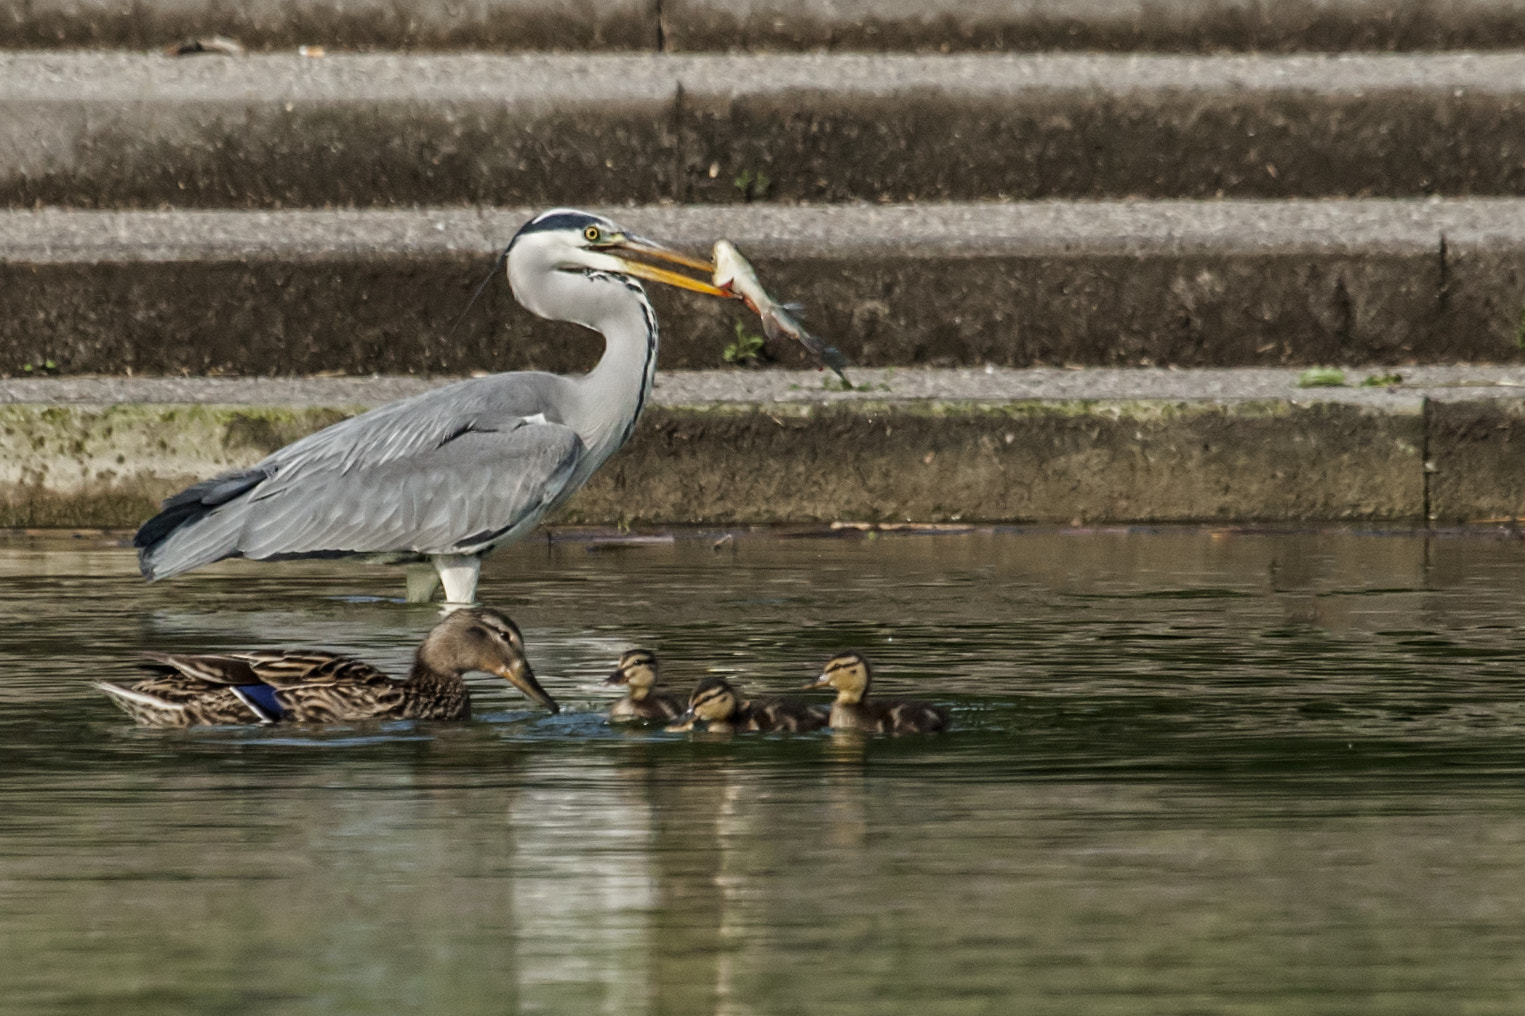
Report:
511,210,614,246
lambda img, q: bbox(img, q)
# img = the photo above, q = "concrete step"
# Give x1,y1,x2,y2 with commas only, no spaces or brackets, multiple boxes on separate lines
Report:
6,367,1525,529
8,0,1525,53
7,52,1525,207
4,201,1525,376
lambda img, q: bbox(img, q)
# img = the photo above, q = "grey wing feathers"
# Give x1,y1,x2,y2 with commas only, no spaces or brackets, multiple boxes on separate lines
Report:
138,375,584,579
236,421,582,558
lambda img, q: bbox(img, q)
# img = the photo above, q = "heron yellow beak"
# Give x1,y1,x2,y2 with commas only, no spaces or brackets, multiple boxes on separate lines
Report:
607,236,731,298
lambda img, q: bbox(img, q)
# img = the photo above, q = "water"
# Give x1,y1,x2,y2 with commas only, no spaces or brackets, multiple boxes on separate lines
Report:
5,526,1525,1014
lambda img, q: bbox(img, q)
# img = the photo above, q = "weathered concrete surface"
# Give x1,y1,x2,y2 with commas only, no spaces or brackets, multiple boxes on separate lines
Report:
5,201,1525,375
1429,400,1525,524
2,0,657,50
8,0,1525,52
0,369,1436,528
664,0,1525,53
0,53,681,208
11,53,1525,206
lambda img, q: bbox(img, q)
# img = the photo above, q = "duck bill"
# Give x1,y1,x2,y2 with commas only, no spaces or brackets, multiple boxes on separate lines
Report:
801,673,832,691
498,658,560,713
602,669,628,686
607,237,731,298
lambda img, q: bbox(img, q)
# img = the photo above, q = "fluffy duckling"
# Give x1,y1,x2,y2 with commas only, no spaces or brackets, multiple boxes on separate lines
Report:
806,651,949,734
673,675,829,734
94,606,560,726
603,648,684,722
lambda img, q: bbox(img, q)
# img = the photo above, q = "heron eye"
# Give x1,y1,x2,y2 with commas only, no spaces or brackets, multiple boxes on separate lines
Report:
583,225,601,243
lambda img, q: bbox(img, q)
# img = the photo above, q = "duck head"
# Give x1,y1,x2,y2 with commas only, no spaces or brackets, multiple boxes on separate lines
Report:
419,607,559,713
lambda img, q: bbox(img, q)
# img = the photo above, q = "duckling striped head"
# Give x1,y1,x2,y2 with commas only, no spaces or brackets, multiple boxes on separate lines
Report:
688,675,742,722
811,651,872,703
605,648,660,690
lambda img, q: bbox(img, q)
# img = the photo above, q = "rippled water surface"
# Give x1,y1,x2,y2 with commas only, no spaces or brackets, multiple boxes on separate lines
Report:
6,527,1525,1014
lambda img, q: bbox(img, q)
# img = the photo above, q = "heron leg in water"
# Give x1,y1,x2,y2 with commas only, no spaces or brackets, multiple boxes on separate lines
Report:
405,564,441,604
434,554,481,609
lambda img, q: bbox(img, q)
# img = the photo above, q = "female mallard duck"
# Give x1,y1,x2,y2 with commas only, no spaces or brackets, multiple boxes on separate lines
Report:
671,675,829,734
805,651,949,734
603,648,683,722
93,606,560,727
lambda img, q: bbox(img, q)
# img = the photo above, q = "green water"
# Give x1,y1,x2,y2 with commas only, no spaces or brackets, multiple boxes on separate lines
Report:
5,527,1525,1013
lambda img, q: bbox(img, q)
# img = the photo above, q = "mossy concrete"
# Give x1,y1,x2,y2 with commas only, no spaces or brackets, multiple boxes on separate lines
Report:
1429,400,1525,524
0,397,1427,529
0,404,356,527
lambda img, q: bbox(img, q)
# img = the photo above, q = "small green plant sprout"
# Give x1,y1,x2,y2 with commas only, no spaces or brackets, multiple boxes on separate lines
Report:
1361,372,1403,388
822,375,855,392
1297,367,1346,388
733,168,772,203
21,359,58,375
722,320,767,367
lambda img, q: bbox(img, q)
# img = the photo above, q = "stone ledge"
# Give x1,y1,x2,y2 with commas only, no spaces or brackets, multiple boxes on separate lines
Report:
17,366,1525,528
9,52,1525,206
7,0,1525,53
5,202,1525,374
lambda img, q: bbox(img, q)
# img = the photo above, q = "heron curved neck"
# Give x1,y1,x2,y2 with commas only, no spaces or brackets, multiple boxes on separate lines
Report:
571,281,659,455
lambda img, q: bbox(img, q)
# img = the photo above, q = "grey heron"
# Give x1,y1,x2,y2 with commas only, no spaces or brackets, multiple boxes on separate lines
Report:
134,209,729,606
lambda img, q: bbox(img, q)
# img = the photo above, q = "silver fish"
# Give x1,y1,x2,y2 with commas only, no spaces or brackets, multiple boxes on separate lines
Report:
712,240,851,383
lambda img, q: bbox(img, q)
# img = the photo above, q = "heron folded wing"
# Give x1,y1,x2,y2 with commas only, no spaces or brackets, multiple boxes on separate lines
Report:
236,419,585,559
137,376,578,579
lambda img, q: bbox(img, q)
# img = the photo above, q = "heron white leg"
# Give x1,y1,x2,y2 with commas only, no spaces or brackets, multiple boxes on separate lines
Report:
434,554,481,611
405,564,442,604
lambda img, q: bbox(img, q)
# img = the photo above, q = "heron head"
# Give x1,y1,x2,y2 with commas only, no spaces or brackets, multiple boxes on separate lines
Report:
805,651,872,704
505,209,727,322
687,675,742,723
422,606,560,713
600,649,661,695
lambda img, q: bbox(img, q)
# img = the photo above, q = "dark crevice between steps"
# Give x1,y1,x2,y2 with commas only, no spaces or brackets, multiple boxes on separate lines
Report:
672,79,687,202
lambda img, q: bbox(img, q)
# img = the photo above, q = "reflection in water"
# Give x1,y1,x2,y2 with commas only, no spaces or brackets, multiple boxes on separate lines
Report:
7,527,1525,1013
511,760,654,1013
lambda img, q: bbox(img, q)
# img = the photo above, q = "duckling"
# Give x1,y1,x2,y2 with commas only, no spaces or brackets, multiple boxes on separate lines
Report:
673,675,829,734
805,651,949,734
603,648,684,722
93,606,560,726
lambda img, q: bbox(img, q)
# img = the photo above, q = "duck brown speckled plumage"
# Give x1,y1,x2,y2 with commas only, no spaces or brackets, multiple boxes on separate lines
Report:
672,675,829,734
806,651,949,734
603,648,684,722
94,606,560,726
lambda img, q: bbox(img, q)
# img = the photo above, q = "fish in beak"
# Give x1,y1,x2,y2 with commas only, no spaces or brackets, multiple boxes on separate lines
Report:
600,233,732,299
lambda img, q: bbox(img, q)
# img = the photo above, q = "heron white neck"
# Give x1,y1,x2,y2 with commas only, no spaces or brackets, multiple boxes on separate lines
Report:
572,277,659,458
